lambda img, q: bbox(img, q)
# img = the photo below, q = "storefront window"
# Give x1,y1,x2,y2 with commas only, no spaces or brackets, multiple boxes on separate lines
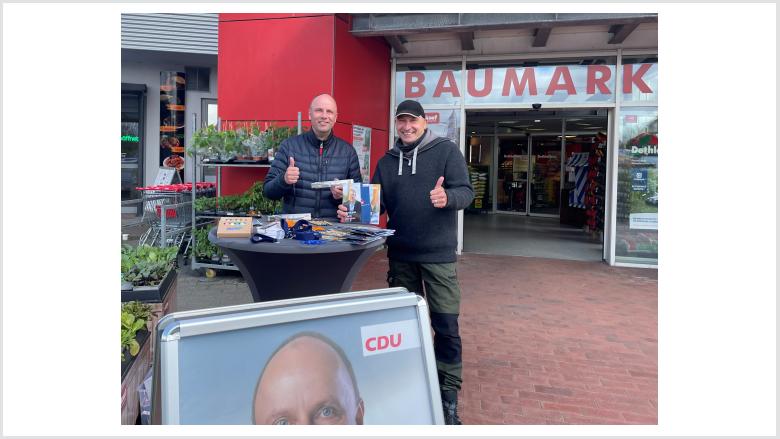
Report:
395,62,462,107
621,57,658,103
615,107,658,264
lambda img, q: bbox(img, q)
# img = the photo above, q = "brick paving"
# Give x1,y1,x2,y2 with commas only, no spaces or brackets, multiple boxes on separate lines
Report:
177,248,658,425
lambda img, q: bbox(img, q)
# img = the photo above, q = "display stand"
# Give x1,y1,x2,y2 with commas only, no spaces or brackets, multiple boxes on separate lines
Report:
151,288,445,425
189,148,270,274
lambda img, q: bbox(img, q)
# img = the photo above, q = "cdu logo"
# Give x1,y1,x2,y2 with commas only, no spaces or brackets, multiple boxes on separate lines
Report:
360,319,420,357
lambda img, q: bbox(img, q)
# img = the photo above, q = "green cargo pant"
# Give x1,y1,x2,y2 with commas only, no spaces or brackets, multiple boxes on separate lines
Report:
387,259,463,393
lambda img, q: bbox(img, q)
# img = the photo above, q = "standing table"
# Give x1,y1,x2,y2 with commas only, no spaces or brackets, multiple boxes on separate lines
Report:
208,228,385,302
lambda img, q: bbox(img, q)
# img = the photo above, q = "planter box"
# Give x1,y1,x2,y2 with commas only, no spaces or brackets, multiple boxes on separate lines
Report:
121,268,177,303
121,329,151,425
122,269,178,368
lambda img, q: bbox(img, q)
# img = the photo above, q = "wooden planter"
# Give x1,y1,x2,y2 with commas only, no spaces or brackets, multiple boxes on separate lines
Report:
121,329,151,425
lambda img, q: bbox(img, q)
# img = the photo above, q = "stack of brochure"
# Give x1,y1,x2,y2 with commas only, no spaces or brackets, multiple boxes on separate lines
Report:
321,223,395,245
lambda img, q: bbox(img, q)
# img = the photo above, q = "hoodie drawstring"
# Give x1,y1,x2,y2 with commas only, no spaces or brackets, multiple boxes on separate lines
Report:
397,145,420,176
411,145,419,175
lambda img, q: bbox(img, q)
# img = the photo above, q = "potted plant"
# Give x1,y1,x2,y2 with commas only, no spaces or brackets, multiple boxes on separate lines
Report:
264,124,297,162
121,245,178,303
190,124,226,162
120,301,153,425
241,126,270,162
120,308,149,377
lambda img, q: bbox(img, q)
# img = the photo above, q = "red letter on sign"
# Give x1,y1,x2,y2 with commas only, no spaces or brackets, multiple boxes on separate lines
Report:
365,337,376,351
546,66,576,95
467,69,493,97
377,336,389,350
405,72,426,98
502,68,537,96
623,64,653,93
587,65,612,94
433,71,461,98
390,333,402,348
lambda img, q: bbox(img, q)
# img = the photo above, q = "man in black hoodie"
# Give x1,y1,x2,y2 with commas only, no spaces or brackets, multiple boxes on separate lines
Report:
338,100,473,425
263,94,362,218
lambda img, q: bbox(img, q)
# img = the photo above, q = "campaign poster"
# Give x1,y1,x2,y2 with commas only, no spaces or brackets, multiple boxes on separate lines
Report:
160,71,186,180
352,125,371,181
157,291,441,424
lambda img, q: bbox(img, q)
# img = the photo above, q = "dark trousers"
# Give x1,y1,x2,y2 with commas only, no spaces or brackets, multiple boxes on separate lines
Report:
388,259,463,393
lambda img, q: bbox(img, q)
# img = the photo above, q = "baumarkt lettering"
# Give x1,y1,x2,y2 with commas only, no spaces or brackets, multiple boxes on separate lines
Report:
404,64,654,98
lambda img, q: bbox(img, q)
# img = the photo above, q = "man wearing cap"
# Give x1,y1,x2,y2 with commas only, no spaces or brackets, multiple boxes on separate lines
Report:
338,99,473,425
264,94,362,218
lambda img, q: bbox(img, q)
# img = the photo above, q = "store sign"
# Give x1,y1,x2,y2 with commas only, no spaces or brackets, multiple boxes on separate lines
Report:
396,63,657,105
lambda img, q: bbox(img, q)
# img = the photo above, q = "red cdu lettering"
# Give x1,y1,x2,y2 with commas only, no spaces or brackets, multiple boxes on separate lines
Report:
365,337,377,351
433,71,461,98
377,336,389,350
467,69,493,97
390,333,402,348
546,66,576,95
623,64,653,93
587,65,612,94
405,71,426,98
502,68,537,96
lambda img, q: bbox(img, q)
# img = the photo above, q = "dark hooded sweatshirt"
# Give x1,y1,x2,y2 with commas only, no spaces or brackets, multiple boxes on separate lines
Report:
372,129,474,263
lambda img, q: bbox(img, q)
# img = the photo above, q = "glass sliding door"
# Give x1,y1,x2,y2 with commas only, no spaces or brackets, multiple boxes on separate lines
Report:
529,135,562,215
496,136,528,213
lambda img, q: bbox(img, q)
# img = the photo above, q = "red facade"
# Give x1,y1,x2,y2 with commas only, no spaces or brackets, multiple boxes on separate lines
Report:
217,13,391,202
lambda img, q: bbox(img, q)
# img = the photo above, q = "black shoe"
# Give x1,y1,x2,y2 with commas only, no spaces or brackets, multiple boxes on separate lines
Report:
441,390,462,425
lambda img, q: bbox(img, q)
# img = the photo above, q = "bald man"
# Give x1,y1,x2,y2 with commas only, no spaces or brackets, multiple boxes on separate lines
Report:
263,94,362,218
252,332,365,425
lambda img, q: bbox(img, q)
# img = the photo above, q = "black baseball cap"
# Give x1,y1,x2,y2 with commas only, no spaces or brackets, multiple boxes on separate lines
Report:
395,100,425,119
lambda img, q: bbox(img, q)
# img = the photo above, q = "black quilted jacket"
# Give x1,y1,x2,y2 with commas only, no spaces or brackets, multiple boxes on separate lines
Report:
263,129,362,218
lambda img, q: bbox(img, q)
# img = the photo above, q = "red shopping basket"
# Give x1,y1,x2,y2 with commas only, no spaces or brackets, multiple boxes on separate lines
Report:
155,204,177,219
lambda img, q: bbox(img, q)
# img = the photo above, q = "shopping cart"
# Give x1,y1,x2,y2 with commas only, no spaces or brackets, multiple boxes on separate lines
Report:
135,183,215,248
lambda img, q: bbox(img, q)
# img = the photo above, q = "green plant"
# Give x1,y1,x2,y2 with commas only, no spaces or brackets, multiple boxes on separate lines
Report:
221,129,242,158
121,311,147,361
239,125,270,159
194,196,217,212
122,301,153,322
192,224,221,261
121,245,178,286
265,125,297,155
189,124,224,159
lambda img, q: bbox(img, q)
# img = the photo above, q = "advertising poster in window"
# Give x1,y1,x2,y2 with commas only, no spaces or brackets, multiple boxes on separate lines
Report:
160,71,186,179
423,109,460,147
352,125,371,181
627,132,658,230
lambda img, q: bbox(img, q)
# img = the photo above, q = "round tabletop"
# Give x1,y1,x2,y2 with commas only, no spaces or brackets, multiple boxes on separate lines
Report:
208,227,386,254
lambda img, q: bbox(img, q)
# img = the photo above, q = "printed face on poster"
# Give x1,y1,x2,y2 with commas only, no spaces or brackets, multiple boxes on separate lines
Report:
163,298,439,424
352,125,371,181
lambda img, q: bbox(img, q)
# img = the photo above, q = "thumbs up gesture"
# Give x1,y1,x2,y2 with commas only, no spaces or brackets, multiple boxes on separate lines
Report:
284,156,300,185
430,176,447,208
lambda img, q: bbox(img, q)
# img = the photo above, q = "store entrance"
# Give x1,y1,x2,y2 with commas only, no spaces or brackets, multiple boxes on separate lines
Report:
463,109,608,261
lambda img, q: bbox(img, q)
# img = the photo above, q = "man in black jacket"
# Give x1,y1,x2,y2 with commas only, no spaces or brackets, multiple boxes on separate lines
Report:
264,94,362,218
338,99,473,425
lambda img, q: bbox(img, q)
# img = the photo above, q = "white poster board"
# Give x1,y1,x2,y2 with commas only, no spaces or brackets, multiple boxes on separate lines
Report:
152,288,443,425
